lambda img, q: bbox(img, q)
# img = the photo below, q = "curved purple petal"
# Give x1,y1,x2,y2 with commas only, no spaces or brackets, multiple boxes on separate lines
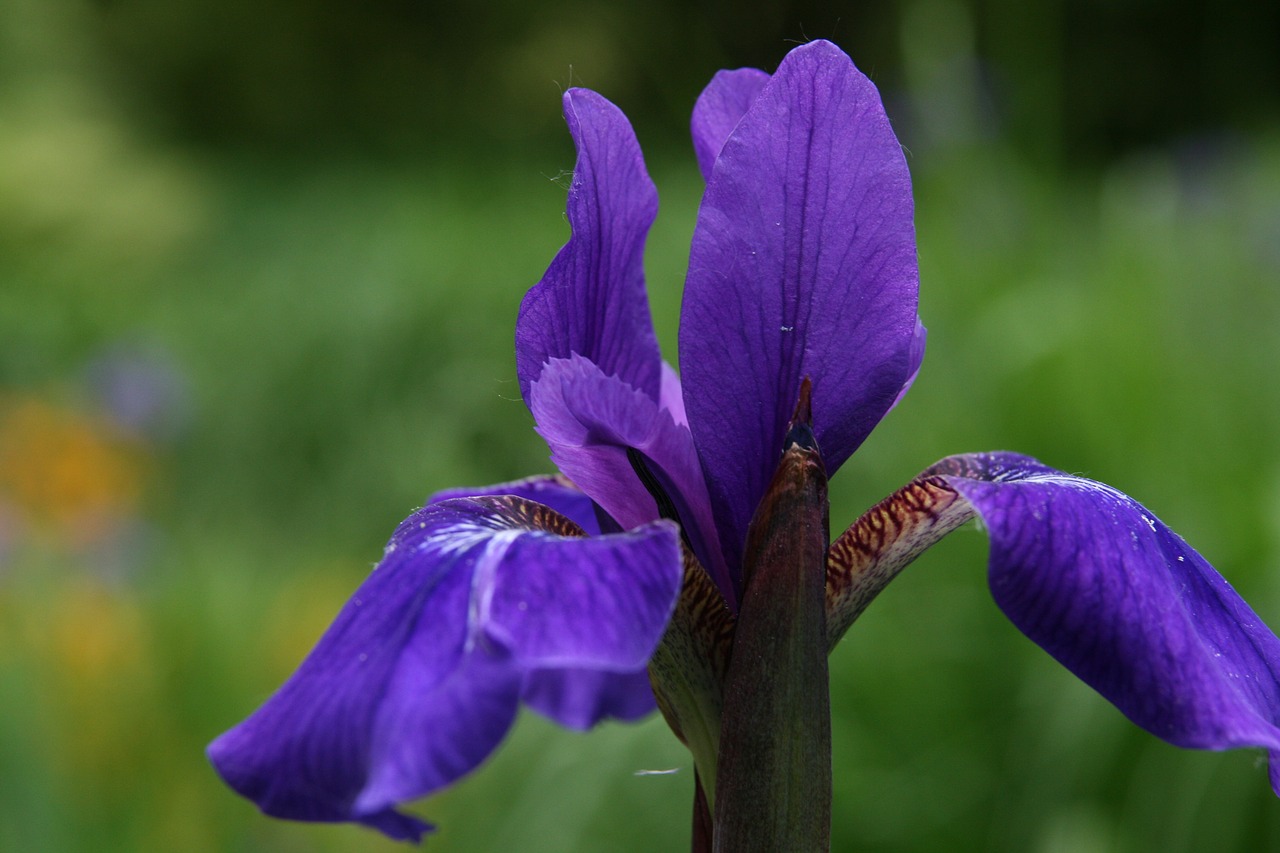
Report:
681,40,921,570
430,474,602,535
208,495,683,840
516,87,662,403
691,67,771,181
528,354,736,605
930,452,1280,790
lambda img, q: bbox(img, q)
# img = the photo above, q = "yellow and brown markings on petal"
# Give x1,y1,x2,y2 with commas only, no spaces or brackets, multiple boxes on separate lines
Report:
469,494,588,537
473,490,737,772
647,543,735,803
825,474,976,651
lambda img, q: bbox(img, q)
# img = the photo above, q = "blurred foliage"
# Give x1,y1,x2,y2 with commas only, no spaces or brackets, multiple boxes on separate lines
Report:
1,0,1273,163
1,0,1279,851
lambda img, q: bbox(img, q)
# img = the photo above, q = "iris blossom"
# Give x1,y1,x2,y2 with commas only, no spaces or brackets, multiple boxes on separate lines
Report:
209,40,1280,847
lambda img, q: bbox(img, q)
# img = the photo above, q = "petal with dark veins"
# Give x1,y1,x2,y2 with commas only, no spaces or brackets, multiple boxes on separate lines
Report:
681,40,921,571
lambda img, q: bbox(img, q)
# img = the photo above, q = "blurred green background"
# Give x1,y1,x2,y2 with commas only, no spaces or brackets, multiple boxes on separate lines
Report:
2,0,1279,850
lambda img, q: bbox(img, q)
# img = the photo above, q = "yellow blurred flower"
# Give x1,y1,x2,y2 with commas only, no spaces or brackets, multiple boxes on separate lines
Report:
0,395,144,551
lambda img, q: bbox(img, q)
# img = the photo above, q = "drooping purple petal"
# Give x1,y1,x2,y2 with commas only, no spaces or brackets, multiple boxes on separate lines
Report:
681,40,921,570
528,354,736,604
352,641,522,824
430,474,602,535
522,668,657,730
691,67,770,181
479,510,682,669
208,495,682,840
929,452,1280,789
516,87,663,403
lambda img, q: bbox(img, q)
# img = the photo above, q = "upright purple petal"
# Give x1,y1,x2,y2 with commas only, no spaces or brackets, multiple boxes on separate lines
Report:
929,452,1280,790
528,354,736,604
691,67,770,181
516,88,663,402
681,40,921,569
208,496,682,840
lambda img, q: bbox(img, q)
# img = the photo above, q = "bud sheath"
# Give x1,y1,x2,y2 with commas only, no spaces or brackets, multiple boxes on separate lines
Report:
713,383,831,852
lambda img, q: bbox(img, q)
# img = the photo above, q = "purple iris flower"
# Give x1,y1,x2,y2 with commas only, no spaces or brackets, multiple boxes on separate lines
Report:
208,40,1280,844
